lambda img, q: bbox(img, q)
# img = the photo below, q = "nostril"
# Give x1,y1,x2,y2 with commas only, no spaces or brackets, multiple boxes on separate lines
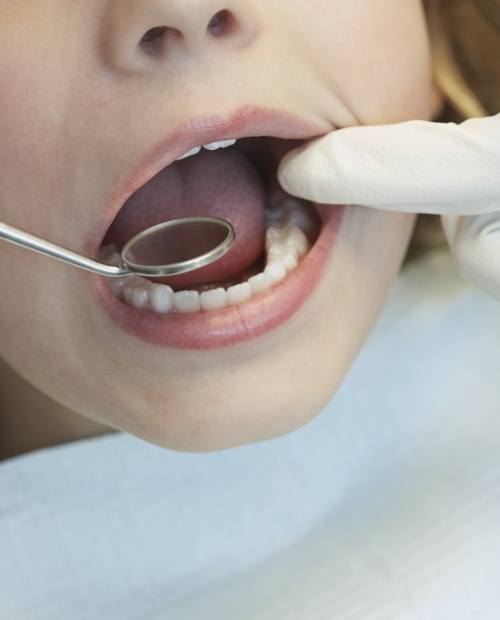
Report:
207,9,234,37
139,26,177,57
140,26,167,45
138,10,234,58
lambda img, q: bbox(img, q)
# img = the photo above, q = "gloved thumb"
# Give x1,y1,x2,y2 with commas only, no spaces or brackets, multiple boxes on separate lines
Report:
277,116,500,214
277,131,348,205
277,125,394,207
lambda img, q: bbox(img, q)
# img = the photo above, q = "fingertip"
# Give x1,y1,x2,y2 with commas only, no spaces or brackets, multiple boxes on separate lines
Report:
276,148,300,194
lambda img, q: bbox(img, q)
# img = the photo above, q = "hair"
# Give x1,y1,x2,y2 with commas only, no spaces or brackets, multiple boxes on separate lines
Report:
405,0,500,263
427,0,500,117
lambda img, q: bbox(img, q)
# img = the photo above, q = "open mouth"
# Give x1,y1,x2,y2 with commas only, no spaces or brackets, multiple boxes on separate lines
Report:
90,107,344,349
99,136,321,301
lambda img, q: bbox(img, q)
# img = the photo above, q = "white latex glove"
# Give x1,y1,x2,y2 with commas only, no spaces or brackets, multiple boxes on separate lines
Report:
277,114,500,300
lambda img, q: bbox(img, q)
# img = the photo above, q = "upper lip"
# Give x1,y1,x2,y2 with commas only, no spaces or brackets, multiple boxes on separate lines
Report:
86,104,326,260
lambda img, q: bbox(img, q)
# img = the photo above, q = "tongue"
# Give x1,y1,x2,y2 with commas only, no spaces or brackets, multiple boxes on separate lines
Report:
104,148,266,289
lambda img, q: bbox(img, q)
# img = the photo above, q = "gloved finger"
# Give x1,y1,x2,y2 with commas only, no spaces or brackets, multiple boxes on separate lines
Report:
441,211,500,301
277,114,500,216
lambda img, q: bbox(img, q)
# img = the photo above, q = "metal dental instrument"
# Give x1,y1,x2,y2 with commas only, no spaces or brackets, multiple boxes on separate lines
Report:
0,216,236,278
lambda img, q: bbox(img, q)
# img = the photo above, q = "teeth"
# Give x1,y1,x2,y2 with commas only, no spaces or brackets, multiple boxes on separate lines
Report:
131,287,150,310
175,139,237,161
107,251,122,266
248,272,274,294
100,243,117,259
203,139,237,151
102,194,316,315
173,290,201,313
149,284,174,313
122,276,150,308
264,261,287,284
282,251,299,272
200,288,227,311
284,224,309,258
226,282,252,306
264,196,319,241
109,276,129,297
176,146,202,161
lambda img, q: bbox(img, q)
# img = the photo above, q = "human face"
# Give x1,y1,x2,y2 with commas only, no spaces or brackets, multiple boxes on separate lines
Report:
0,1,436,451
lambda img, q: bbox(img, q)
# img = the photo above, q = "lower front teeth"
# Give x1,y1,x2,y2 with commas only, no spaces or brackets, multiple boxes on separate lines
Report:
100,197,314,315
173,290,201,313
200,287,227,311
226,282,252,306
149,283,174,313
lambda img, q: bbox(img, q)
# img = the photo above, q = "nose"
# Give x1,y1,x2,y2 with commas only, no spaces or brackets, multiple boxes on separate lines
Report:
101,0,259,74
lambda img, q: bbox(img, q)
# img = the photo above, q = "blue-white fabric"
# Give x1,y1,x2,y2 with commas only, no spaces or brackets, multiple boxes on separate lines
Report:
2,248,500,620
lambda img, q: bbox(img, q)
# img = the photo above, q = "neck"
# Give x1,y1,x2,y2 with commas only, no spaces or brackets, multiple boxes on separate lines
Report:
0,358,113,462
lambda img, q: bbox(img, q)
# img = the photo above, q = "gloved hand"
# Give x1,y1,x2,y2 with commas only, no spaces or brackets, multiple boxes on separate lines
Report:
277,114,500,300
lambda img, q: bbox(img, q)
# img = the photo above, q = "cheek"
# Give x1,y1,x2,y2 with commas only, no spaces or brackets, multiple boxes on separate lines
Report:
313,0,433,124
0,60,54,227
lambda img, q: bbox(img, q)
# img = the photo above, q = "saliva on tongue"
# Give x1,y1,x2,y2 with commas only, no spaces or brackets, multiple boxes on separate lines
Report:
103,148,267,291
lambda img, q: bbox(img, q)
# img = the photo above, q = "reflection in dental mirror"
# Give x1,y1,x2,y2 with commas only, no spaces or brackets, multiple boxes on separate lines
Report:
121,217,235,276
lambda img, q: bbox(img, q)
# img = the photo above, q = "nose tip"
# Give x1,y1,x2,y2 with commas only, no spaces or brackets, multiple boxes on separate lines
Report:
102,1,258,74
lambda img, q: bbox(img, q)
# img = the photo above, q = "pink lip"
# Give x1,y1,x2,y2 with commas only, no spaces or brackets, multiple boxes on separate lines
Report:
88,105,343,350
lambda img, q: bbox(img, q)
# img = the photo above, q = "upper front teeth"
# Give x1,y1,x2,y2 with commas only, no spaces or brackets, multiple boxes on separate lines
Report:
176,139,237,161
202,139,236,150
176,146,202,160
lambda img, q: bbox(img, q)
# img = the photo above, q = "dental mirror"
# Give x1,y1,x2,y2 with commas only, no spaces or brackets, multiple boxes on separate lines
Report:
0,216,236,278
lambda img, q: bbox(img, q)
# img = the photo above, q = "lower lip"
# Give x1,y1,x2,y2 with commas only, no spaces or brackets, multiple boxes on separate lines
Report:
90,203,344,350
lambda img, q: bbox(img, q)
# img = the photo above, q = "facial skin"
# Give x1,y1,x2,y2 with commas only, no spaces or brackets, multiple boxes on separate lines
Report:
0,1,443,457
